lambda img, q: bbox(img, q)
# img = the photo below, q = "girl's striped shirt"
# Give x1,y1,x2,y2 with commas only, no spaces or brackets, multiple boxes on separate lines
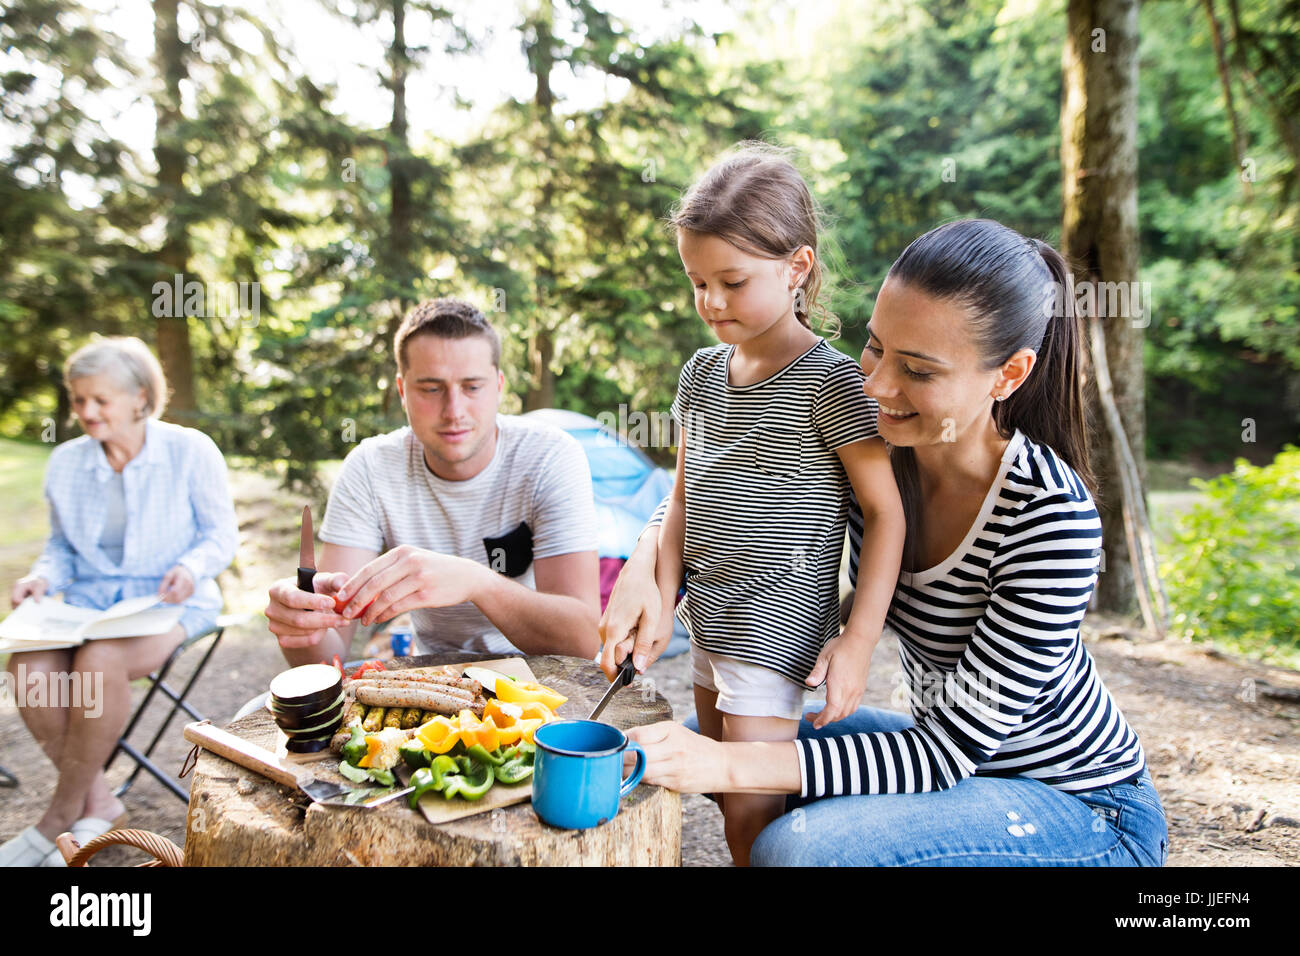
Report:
650,339,879,686
819,429,1146,797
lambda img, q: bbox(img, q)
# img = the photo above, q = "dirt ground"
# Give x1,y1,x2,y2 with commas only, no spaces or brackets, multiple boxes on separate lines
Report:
1,468,1296,866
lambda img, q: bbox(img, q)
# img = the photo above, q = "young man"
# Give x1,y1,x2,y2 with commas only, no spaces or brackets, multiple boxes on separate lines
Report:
266,299,600,663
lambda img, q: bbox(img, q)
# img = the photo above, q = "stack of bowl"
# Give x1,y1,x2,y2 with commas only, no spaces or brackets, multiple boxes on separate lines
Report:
269,664,346,753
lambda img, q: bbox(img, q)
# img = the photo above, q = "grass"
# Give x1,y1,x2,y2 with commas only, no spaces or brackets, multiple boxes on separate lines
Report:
0,438,53,590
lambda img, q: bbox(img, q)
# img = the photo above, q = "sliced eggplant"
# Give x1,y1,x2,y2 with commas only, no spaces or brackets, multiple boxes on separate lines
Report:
270,664,343,709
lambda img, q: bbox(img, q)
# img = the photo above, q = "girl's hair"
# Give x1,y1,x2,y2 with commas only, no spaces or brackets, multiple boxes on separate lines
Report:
64,336,170,420
670,142,838,336
883,219,1094,570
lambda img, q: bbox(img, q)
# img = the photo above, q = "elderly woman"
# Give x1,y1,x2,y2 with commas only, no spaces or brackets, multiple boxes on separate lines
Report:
0,337,237,867
601,219,1168,867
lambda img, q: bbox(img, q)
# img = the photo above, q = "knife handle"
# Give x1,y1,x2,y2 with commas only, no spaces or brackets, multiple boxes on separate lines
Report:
297,568,316,593
184,720,303,789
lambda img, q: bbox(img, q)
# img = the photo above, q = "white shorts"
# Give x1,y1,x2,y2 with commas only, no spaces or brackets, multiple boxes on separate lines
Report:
691,644,808,721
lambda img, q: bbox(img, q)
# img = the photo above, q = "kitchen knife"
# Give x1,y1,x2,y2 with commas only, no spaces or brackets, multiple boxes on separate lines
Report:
587,654,637,722
297,504,316,594
183,721,405,809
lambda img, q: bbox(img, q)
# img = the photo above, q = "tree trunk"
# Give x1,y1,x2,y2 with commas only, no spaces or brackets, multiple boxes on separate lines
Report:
1061,0,1144,615
524,0,557,411
152,0,195,420
388,0,414,305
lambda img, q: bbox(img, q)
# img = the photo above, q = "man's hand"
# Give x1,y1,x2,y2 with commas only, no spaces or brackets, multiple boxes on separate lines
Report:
158,565,195,604
266,573,350,650
802,631,875,729
336,545,485,627
11,575,48,608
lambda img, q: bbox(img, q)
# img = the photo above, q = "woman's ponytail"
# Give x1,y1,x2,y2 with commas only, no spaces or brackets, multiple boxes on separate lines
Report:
994,240,1096,497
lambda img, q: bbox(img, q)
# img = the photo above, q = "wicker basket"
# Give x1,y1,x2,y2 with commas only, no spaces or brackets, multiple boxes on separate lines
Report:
56,828,185,867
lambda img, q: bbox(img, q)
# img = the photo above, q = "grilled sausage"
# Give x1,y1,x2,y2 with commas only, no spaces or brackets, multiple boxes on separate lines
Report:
347,678,477,704
353,684,486,717
347,670,482,696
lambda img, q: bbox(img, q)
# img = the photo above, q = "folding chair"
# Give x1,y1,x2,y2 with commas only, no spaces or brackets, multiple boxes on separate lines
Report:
104,614,243,802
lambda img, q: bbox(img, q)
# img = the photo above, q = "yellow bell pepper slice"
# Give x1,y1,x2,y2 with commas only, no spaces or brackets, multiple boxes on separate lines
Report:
495,724,523,748
515,717,545,744
417,715,461,754
494,679,567,710
483,699,520,728
357,734,384,768
516,701,554,723
475,715,501,752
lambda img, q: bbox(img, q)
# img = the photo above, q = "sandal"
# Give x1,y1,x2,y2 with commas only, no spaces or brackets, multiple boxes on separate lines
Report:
69,813,129,849
0,826,61,868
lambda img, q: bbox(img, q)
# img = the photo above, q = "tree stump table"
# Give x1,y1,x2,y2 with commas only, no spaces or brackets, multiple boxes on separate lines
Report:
183,654,681,866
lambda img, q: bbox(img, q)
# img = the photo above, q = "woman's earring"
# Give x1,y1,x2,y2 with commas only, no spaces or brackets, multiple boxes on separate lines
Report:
995,394,1007,402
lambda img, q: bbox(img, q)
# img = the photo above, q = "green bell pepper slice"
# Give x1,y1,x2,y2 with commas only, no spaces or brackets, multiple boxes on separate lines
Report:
400,738,432,770
465,743,505,767
341,725,368,767
493,757,534,785
407,755,459,809
502,740,535,761
443,755,494,801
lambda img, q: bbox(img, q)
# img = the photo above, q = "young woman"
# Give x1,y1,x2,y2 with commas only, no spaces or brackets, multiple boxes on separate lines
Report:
604,219,1168,866
1,338,238,867
599,144,905,865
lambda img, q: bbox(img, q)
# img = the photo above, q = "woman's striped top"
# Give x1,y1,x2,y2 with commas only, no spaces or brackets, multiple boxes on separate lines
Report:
649,339,879,686
812,429,1146,797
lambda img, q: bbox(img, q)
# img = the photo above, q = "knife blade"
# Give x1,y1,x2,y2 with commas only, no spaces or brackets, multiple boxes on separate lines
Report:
297,504,316,593
587,654,637,722
353,762,417,809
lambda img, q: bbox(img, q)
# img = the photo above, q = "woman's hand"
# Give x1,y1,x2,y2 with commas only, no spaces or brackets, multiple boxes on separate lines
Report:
803,631,875,729
598,542,663,680
158,564,195,604
625,721,729,794
11,575,48,608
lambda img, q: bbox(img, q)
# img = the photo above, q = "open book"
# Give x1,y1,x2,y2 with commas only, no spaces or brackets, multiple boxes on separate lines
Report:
0,595,185,654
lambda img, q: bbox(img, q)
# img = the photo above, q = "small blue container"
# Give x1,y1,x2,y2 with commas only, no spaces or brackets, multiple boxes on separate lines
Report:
532,720,646,830
389,625,413,657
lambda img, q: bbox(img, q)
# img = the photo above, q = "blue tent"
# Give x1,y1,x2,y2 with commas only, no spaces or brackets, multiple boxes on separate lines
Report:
524,409,688,658
523,409,674,559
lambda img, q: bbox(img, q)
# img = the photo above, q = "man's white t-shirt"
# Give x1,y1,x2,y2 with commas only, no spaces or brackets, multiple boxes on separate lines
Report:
319,414,597,656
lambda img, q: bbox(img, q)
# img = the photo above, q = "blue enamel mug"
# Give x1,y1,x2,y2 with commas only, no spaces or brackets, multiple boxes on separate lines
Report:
532,720,646,830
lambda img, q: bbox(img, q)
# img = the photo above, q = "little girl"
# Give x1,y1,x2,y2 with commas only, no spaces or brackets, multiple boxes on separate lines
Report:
606,144,905,865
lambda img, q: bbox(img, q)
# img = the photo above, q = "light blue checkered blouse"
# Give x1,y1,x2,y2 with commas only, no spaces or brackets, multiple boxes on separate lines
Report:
29,418,238,635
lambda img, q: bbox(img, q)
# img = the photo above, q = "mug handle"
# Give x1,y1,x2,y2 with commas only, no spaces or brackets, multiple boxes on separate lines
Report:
620,742,646,798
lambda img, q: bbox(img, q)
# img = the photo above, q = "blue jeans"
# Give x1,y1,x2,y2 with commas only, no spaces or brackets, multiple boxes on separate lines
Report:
684,706,1169,867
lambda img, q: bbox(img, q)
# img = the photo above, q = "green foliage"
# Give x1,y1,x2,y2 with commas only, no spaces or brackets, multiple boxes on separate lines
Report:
1161,447,1300,666
1,0,1298,477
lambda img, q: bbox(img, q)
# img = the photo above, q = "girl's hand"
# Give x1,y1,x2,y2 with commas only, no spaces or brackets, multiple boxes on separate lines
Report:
803,632,875,729
158,565,195,604
598,548,662,680
11,575,48,608
625,721,728,794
